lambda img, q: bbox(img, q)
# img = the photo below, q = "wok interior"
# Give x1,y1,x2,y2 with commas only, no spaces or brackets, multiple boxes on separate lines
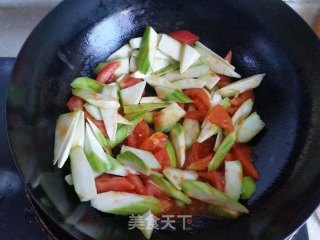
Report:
7,0,320,239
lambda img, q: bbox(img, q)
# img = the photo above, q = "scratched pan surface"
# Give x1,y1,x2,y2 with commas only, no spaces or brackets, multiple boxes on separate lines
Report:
6,0,320,239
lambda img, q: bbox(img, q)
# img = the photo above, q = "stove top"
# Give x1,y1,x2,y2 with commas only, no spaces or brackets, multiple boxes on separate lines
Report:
0,58,309,240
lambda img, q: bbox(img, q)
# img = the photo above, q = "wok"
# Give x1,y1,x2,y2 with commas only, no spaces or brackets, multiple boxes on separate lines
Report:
6,0,320,239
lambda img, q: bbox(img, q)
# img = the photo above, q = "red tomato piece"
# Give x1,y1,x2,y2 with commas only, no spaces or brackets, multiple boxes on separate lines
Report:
183,88,211,122
185,154,213,171
127,120,151,148
184,88,211,111
95,174,135,193
145,182,169,200
96,61,120,84
217,50,232,88
195,138,215,159
224,50,233,63
185,138,215,170
177,103,185,109
119,75,142,89
231,143,259,180
126,174,145,195
231,90,254,108
84,110,107,136
227,106,238,116
183,110,207,122
224,153,236,161
66,96,84,111
207,104,234,132
169,30,199,45
153,112,163,133
159,199,175,214
154,148,170,169
139,132,168,154
216,77,231,88
198,171,225,192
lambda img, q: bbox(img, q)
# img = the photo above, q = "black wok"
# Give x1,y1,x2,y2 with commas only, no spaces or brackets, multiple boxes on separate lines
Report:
6,0,320,239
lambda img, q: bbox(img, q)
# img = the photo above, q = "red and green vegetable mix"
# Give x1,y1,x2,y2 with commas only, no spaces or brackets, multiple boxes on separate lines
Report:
53,26,265,239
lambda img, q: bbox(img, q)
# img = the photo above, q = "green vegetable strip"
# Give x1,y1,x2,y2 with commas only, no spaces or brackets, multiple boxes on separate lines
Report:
208,132,236,171
137,26,152,74
71,77,103,92
123,103,169,114
165,140,177,167
154,63,180,76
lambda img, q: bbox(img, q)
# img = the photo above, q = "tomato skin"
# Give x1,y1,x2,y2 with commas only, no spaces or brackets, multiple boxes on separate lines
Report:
217,50,232,88
183,110,207,121
231,90,254,108
84,110,107,136
207,104,234,132
66,96,84,111
126,174,145,195
159,199,175,214
145,182,169,200
224,50,232,63
154,148,170,169
184,88,210,111
119,75,142,89
198,171,225,192
183,88,211,122
153,112,163,132
95,174,135,193
177,103,185,109
96,61,120,84
185,154,213,171
127,120,151,148
169,30,199,45
140,132,168,154
185,138,215,170
227,106,238,116
231,143,259,180
224,153,236,161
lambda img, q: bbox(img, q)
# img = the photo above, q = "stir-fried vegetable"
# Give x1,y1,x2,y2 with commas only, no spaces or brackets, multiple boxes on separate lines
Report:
53,26,266,239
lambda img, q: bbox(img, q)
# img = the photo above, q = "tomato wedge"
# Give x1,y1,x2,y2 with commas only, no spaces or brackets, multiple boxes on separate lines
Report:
224,50,232,63
66,96,84,111
184,88,210,111
177,103,186,109
159,199,175,214
185,138,215,170
183,88,211,122
84,110,107,136
217,50,232,88
145,182,169,200
183,110,207,121
95,174,135,193
231,90,254,108
126,174,145,195
140,132,168,154
198,171,225,192
154,148,170,168
169,30,199,45
231,143,259,180
227,106,238,116
127,120,151,148
224,153,236,161
186,154,213,171
207,104,234,132
119,75,142,89
96,61,120,84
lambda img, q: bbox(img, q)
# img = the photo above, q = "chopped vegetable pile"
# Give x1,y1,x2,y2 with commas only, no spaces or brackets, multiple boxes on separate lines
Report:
54,26,265,239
